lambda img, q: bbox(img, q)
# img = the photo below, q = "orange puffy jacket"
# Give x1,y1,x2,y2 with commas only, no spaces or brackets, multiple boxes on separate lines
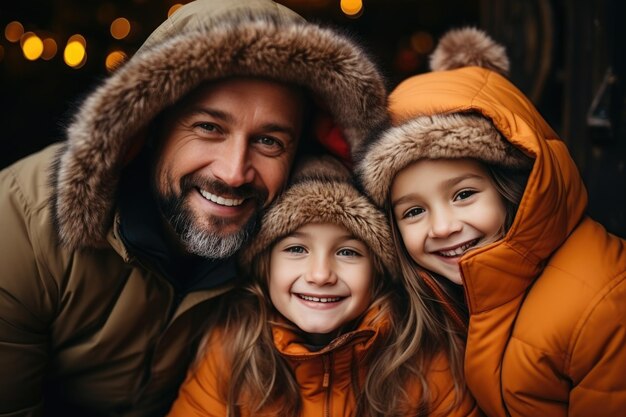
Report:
387,67,626,417
167,308,482,416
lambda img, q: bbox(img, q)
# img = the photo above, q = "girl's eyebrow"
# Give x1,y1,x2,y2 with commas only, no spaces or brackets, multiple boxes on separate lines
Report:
391,173,486,208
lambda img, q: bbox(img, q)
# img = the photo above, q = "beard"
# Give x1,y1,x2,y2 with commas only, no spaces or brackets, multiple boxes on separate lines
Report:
155,173,267,259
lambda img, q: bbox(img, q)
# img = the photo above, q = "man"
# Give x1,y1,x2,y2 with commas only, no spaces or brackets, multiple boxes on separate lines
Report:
0,0,388,415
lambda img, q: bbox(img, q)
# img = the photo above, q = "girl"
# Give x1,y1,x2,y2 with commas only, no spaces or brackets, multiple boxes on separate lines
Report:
167,156,481,416
357,27,626,417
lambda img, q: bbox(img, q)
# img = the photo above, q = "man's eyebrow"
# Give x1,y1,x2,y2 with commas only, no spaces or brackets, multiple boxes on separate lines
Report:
186,108,298,139
261,123,298,140
188,107,233,123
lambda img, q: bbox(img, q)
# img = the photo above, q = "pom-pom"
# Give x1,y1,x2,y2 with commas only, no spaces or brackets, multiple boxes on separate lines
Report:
429,27,510,76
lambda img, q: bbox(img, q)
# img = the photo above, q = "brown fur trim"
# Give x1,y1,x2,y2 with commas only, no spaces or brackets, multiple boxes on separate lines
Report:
357,113,532,207
429,27,509,76
53,7,388,249
240,157,398,278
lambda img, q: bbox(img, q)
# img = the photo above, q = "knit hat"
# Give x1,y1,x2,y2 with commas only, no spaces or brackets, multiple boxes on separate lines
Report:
357,27,532,207
54,0,389,249
240,156,398,279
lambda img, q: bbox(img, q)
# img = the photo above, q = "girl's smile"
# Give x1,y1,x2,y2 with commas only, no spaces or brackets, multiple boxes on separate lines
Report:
269,223,373,343
391,158,506,285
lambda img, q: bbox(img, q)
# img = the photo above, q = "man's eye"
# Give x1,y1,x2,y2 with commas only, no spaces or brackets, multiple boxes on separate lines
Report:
256,136,284,149
195,122,218,133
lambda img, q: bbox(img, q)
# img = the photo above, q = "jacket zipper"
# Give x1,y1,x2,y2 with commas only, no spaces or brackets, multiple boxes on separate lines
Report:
323,354,331,417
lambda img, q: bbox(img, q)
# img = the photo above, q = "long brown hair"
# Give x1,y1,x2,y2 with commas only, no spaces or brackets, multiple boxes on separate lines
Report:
195,225,468,416
383,158,532,410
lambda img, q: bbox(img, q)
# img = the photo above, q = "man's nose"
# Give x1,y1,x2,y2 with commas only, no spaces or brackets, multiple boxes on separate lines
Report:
212,136,255,187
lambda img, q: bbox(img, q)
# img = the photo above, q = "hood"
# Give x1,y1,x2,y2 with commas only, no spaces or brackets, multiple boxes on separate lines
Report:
239,155,399,280
52,0,388,249
358,28,588,312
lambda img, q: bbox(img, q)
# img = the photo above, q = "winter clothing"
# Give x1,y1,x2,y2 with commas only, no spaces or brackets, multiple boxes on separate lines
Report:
167,157,480,416
358,27,626,417
239,155,399,279
0,0,387,415
168,309,480,417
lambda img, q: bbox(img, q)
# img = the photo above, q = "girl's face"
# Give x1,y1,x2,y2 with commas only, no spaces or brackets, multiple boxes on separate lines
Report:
391,158,507,285
269,223,373,343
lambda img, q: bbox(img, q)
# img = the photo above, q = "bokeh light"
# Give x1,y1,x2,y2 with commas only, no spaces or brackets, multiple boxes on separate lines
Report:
340,0,363,17
67,33,87,47
5,21,24,43
64,39,87,68
41,38,58,60
410,31,434,54
105,50,128,72
110,17,131,40
22,33,44,60
168,4,183,17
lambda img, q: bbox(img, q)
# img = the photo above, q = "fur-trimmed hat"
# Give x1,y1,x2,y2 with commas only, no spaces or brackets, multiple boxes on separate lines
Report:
53,0,389,249
240,156,398,279
357,27,532,207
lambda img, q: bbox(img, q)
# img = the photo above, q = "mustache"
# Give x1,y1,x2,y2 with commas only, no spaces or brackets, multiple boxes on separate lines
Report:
180,173,268,205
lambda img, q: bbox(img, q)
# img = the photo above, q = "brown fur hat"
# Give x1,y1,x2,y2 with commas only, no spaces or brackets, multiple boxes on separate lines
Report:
239,156,398,279
53,0,388,249
357,27,532,207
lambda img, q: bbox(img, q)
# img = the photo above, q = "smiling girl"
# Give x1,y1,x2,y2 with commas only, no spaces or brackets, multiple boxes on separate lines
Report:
167,156,481,416
357,28,626,417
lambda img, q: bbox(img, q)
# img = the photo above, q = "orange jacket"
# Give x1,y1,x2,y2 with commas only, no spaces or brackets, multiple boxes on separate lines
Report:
167,309,482,416
387,67,626,417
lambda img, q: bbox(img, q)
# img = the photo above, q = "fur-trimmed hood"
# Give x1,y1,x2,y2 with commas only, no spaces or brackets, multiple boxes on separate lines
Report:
357,27,588,308
53,0,388,249
240,155,398,279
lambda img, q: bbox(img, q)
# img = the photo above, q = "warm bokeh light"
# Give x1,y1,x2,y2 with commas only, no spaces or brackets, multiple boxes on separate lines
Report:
64,40,87,68
22,33,44,60
105,50,128,72
41,38,58,60
168,4,183,17
340,0,362,16
394,46,421,73
20,31,35,48
5,21,24,43
110,17,131,40
68,34,87,47
410,31,434,54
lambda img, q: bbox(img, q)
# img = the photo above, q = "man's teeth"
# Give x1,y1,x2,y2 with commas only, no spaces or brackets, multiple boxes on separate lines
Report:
199,189,244,207
438,240,478,257
299,294,342,303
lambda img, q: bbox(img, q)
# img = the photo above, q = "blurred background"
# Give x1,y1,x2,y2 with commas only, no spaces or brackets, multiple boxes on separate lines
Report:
1,0,624,236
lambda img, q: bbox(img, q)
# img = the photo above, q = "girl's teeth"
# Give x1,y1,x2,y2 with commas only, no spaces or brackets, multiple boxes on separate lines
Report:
438,240,477,257
299,295,341,303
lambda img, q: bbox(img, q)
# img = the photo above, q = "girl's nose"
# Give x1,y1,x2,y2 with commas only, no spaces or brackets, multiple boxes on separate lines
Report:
305,254,338,286
428,208,462,238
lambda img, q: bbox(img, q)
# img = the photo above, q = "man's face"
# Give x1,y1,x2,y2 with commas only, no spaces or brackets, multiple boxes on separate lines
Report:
153,78,305,258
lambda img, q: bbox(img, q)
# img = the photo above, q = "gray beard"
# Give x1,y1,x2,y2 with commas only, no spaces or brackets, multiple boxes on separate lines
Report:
170,207,258,259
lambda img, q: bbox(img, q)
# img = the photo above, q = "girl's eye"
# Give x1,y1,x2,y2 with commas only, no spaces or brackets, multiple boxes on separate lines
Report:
337,248,360,257
285,245,306,254
403,207,425,219
454,189,477,201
